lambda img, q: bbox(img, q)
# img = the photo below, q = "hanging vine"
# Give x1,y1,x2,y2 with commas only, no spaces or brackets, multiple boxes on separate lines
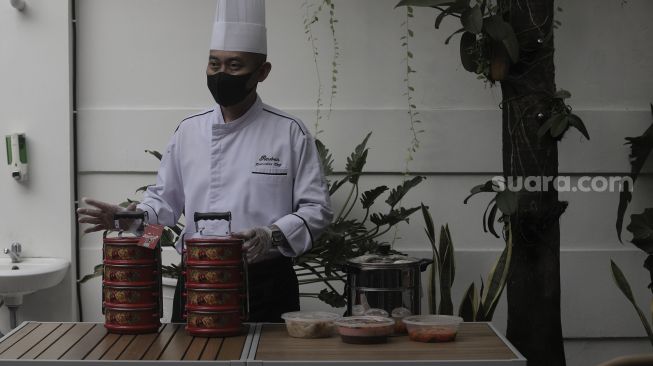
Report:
402,5,424,174
302,0,340,137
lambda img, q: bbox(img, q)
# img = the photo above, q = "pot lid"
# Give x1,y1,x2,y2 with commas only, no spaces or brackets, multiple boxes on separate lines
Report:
346,254,421,269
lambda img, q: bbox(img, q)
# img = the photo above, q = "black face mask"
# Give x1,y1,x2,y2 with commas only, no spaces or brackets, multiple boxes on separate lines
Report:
207,71,256,107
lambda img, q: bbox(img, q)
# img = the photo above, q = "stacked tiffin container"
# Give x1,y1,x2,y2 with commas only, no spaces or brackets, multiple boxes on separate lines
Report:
102,212,162,334
183,212,248,337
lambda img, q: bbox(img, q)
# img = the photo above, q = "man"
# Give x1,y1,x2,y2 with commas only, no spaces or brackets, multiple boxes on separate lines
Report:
77,0,333,323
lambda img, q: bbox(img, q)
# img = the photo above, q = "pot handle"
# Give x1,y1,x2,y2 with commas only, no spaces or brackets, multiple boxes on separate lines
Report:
113,211,147,234
242,253,250,321
194,212,232,235
419,258,434,271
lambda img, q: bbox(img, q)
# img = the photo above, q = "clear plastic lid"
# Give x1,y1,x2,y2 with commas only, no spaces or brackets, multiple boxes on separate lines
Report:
391,307,412,318
335,316,394,328
281,311,341,322
402,315,463,326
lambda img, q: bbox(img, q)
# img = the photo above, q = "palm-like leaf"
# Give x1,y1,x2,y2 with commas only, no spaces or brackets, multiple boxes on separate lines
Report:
345,132,372,184
386,176,426,208
618,104,653,242
361,186,389,209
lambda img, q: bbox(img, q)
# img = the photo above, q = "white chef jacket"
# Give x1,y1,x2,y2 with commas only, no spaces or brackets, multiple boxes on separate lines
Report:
137,96,333,262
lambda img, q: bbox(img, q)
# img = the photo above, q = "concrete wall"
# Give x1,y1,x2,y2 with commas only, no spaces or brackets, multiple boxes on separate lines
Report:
71,0,653,365
0,0,76,333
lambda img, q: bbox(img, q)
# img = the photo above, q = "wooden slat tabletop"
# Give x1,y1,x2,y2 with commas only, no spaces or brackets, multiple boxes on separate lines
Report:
253,323,525,364
0,322,250,363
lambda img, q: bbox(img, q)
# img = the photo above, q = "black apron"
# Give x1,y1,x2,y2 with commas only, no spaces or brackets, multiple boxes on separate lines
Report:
172,256,299,323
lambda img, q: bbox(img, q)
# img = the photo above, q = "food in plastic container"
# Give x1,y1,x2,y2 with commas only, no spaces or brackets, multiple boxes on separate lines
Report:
402,315,463,342
391,307,412,334
281,311,340,338
335,316,395,344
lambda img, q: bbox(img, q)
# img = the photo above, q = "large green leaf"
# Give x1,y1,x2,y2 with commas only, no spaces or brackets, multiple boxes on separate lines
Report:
480,224,512,320
328,177,348,196
428,254,438,314
554,89,572,99
460,32,478,72
567,114,590,140
627,209,653,254
458,283,477,321
386,176,426,207
434,0,469,28
316,139,335,177
78,264,103,284
461,5,482,34
370,206,422,227
360,186,389,209
495,190,518,215
421,203,437,251
617,104,653,242
483,198,500,238
445,28,466,45
318,288,346,308
345,132,372,184
135,184,155,194
145,149,162,161
463,179,496,204
537,114,565,140
610,260,653,345
550,115,569,138
396,0,455,8
438,225,455,315
483,15,519,62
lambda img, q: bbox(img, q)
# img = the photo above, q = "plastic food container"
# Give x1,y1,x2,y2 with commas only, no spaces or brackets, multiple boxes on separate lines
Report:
402,315,463,343
335,316,394,344
281,311,340,339
391,307,412,334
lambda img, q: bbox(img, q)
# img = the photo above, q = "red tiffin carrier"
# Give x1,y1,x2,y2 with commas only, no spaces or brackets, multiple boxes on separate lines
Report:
102,211,162,334
182,212,249,337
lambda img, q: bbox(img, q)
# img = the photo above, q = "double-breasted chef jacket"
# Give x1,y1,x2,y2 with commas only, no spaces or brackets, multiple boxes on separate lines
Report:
137,96,333,263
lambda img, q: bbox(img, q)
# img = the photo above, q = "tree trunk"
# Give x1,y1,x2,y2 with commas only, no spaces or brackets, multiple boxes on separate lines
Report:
500,1,566,365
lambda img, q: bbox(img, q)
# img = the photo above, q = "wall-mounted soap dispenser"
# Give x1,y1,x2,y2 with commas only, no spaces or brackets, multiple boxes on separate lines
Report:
5,133,28,182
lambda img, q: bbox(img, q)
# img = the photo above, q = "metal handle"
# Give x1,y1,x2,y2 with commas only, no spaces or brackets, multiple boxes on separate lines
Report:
242,252,250,321
419,258,434,272
113,211,146,220
10,242,21,253
194,212,231,223
193,211,232,235
113,211,147,233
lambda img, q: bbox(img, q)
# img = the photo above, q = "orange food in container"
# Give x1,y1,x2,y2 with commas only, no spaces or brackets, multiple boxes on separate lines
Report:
402,315,463,343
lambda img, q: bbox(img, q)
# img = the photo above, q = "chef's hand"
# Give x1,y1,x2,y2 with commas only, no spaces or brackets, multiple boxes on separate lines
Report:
76,197,138,234
232,227,272,263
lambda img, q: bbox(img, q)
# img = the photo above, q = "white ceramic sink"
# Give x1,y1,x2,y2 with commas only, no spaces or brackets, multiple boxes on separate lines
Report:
0,257,69,305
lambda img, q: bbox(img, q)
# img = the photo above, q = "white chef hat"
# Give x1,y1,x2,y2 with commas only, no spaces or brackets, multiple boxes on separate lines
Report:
210,0,267,55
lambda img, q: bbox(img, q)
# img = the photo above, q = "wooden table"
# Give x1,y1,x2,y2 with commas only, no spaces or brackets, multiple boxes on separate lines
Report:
0,322,252,365
249,323,526,366
0,322,524,365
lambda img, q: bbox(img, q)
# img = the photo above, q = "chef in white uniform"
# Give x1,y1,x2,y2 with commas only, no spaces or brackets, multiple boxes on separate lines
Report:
77,0,333,322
